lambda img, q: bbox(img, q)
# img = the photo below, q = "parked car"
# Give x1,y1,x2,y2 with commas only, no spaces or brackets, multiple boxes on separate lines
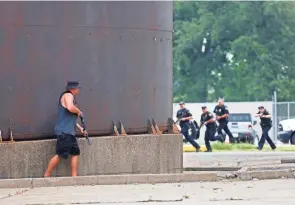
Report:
277,118,295,144
227,113,259,144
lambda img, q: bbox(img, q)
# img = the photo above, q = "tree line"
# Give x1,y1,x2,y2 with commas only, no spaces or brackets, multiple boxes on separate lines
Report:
173,1,295,103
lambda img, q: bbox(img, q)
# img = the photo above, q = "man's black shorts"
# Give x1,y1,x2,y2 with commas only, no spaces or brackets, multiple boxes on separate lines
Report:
56,133,80,159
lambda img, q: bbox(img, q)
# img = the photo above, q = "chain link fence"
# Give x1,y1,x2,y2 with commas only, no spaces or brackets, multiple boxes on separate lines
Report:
271,91,295,141
273,102,295,141
276,102,295,123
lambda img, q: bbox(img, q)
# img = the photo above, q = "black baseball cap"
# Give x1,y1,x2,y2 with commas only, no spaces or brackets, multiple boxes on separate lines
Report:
66,81,81,90
179,101,185,105
258,106,264,109
201,105,207,109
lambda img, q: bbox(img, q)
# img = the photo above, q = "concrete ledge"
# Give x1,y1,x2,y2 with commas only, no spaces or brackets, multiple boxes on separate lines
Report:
0,134,183,179
0,178,33,189
281,158,295,164
1,170,295,189
237,170,294,180
246,163,295,171
238,159,282,167
0,173,218,189
184,167,241,172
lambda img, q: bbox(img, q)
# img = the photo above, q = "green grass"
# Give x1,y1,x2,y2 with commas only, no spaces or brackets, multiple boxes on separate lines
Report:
211,142,295,152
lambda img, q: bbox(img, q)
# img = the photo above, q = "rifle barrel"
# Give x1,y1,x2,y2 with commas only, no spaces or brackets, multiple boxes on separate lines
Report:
80,116,91,145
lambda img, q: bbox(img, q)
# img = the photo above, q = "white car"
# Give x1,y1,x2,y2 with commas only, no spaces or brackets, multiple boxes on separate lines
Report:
227,113,259,144
277,118,295,144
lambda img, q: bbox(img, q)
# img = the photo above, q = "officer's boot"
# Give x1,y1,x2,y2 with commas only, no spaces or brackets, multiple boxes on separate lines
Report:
205,141,212,152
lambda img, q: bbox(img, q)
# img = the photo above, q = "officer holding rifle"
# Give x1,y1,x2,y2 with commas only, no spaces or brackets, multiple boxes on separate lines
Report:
176,102,200,152
200,105,224,152
255,106,276,151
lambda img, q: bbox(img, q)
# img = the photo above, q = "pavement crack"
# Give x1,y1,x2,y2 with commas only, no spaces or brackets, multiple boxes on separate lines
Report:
70,198,184,204
210,197,248,201
25,204,64,205
0,188,31,200
24,199,184,205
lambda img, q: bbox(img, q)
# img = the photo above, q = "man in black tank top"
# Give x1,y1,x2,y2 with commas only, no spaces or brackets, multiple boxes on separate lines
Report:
44,81,86,177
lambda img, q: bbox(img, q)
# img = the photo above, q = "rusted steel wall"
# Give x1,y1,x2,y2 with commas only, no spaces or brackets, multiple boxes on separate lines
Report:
0,2,173,140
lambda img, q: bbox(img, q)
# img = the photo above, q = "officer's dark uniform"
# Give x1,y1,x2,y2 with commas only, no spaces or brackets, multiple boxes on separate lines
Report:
257,107,276,150
213,104,235,143
193,120,200,140
201,108,224,152
176,107,200,151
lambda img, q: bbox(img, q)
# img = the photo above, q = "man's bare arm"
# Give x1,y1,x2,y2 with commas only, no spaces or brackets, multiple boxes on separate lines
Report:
63,93,82,116
76,123,83,130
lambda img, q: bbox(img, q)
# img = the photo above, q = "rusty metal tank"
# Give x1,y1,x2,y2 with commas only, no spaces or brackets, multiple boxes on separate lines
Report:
0,1,173,141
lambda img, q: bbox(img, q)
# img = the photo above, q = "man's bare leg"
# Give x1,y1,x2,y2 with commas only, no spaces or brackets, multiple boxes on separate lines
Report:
70,155,79,177
44,155,61,177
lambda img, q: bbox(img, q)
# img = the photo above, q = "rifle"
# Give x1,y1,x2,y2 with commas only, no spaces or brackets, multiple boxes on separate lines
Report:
80,113,91,145
175,118,181,124
175,111,187,124
200,122,205,128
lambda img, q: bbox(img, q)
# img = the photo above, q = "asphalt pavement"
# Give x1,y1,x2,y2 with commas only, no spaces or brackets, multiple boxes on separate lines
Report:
1,179,295,205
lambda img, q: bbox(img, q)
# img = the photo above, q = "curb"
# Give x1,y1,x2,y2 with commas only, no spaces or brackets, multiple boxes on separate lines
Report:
281,158,295,164
236,169,295,181
184,167,241,172
0,169,295,189
0,173,218,189
183,144,295,152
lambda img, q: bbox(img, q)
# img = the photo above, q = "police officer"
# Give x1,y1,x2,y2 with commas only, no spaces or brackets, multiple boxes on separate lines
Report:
176,102,200,152
200,105,224,152
213,99,235,143
255,106,276,150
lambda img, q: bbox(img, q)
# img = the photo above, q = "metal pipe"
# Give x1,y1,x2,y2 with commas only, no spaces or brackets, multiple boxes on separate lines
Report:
273,91,277,142
0,1,173,141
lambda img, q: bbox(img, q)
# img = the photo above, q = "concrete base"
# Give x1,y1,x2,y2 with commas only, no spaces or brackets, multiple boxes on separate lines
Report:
0,134,183,179
0,169,294,189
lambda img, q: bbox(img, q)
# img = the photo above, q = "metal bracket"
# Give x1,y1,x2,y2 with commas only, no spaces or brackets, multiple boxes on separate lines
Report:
111,120,120,136
111,121,127,136
118,121,127,136
9,126,14,142
148,118,162,135
148,119,156,134
168,118,180,134
151,118,162,134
